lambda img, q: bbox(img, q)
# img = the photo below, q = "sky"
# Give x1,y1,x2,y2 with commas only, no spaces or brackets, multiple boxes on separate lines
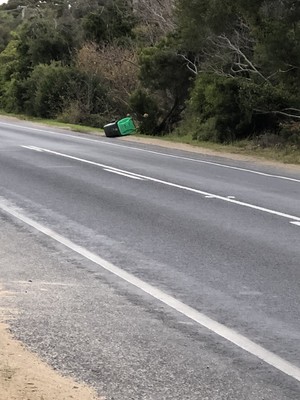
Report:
0,0,8,4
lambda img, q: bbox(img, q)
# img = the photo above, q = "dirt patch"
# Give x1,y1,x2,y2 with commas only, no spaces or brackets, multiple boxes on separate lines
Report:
0,318,103,400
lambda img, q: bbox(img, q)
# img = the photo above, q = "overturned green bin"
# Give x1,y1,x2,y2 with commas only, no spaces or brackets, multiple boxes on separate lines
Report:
117,117,136,136
104,117,136,138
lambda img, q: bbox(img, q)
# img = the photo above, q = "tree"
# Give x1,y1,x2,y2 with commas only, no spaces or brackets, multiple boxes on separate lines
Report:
0,10,19,52
0,37,24,112
175,0,300,138
137,39,193,133
17,18,78,69
76,42,139,115
82,0,136,44
132,0,175,45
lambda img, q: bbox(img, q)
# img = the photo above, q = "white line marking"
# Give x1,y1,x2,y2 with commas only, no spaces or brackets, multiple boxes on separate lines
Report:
290,221,300,227
21,145,44,152
103,168,144,180
0,200,300,383
1,121,299,183
21,146,300,223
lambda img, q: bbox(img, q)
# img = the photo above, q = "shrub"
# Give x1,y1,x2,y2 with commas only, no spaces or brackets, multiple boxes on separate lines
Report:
129,88,161,134
59,102,107,128
23,62,107,119
24,63,77,118
183,74,251,143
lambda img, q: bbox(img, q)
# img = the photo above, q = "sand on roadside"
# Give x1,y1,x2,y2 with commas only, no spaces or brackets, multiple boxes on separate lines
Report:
0,319,103,400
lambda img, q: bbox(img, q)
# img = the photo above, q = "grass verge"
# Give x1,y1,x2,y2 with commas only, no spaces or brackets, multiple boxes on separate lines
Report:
0,111,103,135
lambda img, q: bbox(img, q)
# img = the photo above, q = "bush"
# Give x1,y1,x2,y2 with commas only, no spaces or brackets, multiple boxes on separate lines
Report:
278,122,300,148
0,78,25,113
23,62,107,119
23,63,77,118
185,74,252,143
180,74,298,143
58,103,107,128
129,88,161,134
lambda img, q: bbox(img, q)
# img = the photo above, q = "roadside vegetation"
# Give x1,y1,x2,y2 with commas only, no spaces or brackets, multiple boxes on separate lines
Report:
0,0,299,163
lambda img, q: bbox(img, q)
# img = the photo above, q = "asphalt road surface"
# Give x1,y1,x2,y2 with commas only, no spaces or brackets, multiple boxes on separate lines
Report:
0,118,300,399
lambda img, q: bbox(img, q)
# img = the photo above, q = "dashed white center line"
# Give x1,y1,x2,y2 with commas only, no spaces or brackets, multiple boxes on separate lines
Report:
103,168,145,180
3,120,300,183
22,145,44,152
21,145,300,224
290,221,300,227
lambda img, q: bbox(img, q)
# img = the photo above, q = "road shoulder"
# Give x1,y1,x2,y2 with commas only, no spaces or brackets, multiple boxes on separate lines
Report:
0,294,101,400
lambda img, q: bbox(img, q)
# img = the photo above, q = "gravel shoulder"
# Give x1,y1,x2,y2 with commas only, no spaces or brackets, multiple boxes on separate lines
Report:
0,314,101,400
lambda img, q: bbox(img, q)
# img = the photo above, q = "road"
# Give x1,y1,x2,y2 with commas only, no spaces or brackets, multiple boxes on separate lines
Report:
0,118,299,399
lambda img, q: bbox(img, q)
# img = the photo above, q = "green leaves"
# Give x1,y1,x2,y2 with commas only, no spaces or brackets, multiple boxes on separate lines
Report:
82,0,136,45
0,0,299,141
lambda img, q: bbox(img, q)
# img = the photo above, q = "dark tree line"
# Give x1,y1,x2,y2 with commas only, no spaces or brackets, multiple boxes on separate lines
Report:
0,0,299,146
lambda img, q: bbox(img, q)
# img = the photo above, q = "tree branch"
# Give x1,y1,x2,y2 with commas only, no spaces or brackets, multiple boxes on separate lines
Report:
177,53,199,75
254,109,300,119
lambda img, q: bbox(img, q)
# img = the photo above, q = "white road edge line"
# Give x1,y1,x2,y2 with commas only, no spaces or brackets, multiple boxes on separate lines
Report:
0,200,300,383
21,146,300,223
103,168,144,180
1,121,299,183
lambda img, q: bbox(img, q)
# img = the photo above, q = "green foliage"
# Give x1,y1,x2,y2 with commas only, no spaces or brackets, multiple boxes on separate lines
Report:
23,63,75,117
176,0,300,142
58,72,107,126
0,11,18,53
136,41,193,133
0,78,25,113
0,0,300,146
176,0,238,51
82,12,106,43
82,0,136,44
139,44,192,98
0,38,23,112
183,73,295,143
186,74,251,142
278,122,300,148
129,88,161,134
17,19,77,69
22,62,106,119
